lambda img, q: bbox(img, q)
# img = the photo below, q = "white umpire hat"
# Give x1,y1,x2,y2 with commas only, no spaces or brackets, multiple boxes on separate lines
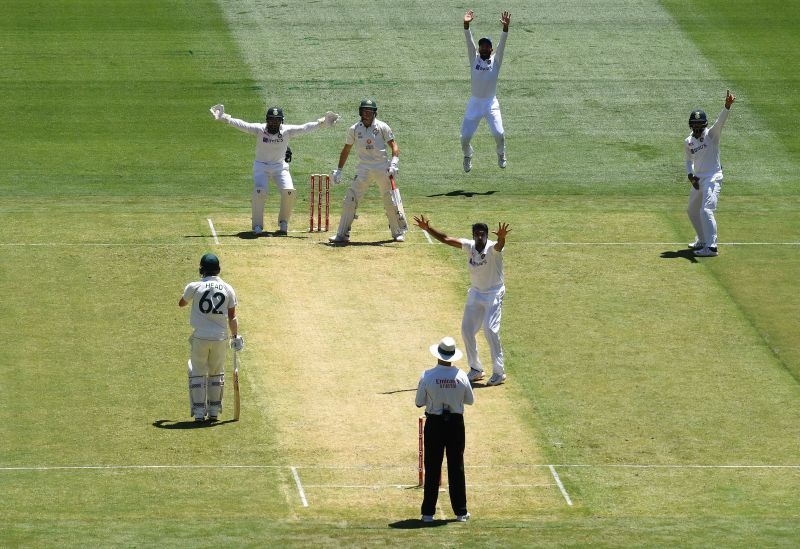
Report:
430,336,463,362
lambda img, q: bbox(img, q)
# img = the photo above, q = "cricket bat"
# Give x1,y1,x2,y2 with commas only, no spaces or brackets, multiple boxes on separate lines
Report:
233,351,240,421
389,175,408,231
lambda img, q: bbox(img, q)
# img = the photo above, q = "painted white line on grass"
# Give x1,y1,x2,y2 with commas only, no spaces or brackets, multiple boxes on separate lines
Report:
291,466,309,507
207,218,220,245
549,465,573,507
0,465,288,471
302,483,554,489
422,229,433,244
555,464,800,469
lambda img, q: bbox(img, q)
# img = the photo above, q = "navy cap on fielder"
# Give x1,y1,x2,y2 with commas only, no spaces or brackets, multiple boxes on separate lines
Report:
430,336,463,362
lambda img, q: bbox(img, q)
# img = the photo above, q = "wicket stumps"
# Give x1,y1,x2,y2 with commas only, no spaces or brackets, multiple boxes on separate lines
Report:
309,174,330,232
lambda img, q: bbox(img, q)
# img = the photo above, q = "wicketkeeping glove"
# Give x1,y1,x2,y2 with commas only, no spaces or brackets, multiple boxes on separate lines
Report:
322,111,340,127
332,169,342,184
230,335,245,352
210,103,230,121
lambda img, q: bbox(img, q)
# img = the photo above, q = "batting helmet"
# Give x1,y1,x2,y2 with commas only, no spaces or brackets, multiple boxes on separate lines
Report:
199,253,220,277
689,110,707,127
265,106,284,121
359,98,378,115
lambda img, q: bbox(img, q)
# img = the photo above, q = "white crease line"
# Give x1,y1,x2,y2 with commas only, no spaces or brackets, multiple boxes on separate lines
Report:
207,218,220,245
303,483,554,489
291,466,309,507
422,229,433,244
0,465,287,471
549,465,573,507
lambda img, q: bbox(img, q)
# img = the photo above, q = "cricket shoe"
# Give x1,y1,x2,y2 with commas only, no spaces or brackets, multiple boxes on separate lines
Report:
207,415,218,422
688,238,705,250
467,368,485,382
487,373,507,386
693,246,718,257
393,234,405,242
498,154,507,169
421,515,434,523
328,234,349,244
253,225,263,235
463,156,472,173
456,513,470,522
274,230,288,236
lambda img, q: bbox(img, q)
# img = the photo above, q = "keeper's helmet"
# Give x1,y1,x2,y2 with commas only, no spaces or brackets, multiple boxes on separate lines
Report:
689,109,707,128
265,106,284,122
359,98,378,116
199,253,220,277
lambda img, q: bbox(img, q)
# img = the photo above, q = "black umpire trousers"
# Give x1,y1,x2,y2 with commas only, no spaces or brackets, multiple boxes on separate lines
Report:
421,412,468,517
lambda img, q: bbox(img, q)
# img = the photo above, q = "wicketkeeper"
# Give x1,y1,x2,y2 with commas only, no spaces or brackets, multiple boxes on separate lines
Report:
328,99,407,244
179,253,244,421
210,103,340,235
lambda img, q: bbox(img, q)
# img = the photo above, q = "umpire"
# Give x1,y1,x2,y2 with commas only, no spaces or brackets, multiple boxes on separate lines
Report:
415,337,475,522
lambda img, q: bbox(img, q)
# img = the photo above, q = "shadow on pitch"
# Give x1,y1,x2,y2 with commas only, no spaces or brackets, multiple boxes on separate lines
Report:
389,518,450,529
660,248,698,263
427,189,498,198
324,239,397,247
379,388,417,395
152,419,237,429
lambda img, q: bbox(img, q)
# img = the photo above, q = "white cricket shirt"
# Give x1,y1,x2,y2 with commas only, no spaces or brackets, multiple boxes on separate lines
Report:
345,119,394,168
465,29,508,99
226,118,322,164
416,364,475,415
460,239,504,292
182,276,237,340
685,108,730,179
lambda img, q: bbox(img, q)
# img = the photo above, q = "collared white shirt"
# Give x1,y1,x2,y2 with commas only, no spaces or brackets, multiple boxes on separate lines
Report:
345,119,395,168
465,29,508,99
460,238,504,292
182,276,237,340
225,118,322,164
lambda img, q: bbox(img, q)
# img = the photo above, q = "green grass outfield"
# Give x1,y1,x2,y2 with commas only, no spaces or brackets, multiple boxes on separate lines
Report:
2,0,799,546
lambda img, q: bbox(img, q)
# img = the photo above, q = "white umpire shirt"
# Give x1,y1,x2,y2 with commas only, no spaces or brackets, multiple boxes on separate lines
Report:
466,29,508,100
685,108,730,180
225,118,323,165
182,276,237,341
346,119,394,169
416,365,475,415
460,238,504,292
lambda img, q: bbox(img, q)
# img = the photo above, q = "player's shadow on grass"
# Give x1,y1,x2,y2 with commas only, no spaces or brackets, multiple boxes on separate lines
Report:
233,231,306,240
660,248,698,263
389,518,449,529
378,388,417,395
427,190,498,198
324,239,397,247
152,419,237,429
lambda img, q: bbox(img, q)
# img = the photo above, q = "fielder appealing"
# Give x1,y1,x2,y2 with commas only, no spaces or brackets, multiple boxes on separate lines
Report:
416,337,475,523
414,215,510,386
685,90,735,257
328,99,407,244
461,9,511,172
210,104,340,235
179,253,244,421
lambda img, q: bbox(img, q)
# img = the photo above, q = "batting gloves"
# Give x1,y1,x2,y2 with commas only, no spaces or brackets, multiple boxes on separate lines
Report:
230,335,245,352
332,169,342,184
388,156,399,177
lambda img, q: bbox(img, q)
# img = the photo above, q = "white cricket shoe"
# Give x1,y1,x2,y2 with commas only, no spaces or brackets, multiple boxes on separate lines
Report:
328,234,349,244
421,515,434,523
467,368,485,382
487,373,507,386
688,238,705,250
463,156,472,173
253,225,263,235
456,513,470,522
394,234,405,242
498,154,507,169
693,246,718,257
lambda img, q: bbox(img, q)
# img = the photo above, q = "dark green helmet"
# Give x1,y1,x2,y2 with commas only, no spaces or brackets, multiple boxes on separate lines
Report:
358,98,378,115
199,253,220,276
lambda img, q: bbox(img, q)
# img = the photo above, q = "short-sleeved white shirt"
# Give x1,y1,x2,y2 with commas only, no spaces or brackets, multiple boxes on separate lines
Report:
345,119,394,168
182,276,237,340
415,364,475,415
460,239,504,292
225,118,321,164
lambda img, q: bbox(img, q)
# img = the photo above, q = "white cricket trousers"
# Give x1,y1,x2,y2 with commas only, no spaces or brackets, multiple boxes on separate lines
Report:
337,165,406,238
687,175,722,248
460,96,505,158
461,286,505,377
252,160,293,230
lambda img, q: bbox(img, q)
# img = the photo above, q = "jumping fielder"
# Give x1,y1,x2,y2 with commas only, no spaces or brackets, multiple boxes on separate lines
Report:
461,9,511,172
328,98,406,244
210,104,340,235
685,90,735,257
413,215,510,386
179,253,244,421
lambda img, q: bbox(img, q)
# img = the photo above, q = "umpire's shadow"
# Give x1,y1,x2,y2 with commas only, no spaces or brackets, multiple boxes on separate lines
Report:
660,248,698,263
427,190,498,198
152,419,237,429
389,518,449,529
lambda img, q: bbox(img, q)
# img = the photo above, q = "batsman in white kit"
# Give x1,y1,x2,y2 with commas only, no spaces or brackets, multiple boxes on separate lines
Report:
461,9,511,172
210,103,340,235
685,90,735,257
413,215,511,386
179,253,244,421
329,98,407,244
